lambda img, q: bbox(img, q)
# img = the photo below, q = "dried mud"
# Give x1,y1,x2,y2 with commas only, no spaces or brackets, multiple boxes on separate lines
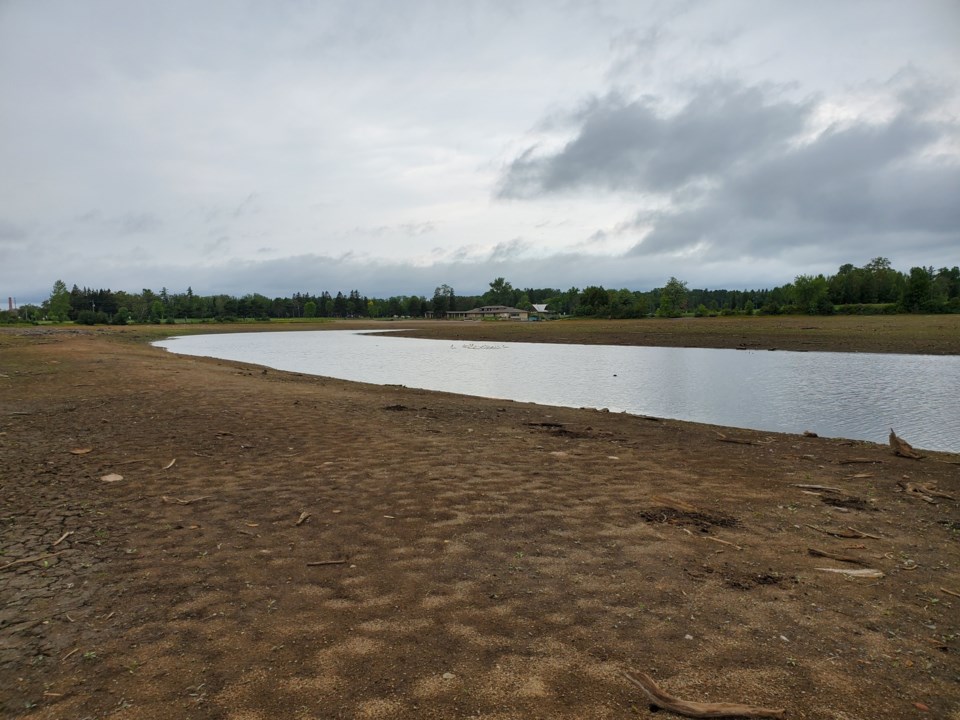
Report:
1,327,958,719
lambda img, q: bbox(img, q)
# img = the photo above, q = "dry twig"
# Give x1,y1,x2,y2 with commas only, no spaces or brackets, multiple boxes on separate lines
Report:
940,587,960,599
805,524,879,540
307,559,348,566
807,548,867,565
52,531,74,547
816,567,884,579
161,495,211,505
0,551,65,571
704,536,742,550
622,670,785,719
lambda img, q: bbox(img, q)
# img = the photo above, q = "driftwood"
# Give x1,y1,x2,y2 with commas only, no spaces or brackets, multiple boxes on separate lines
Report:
816,567,884,579
307,559,348,566
714,432,757,446
838,458,882,465
704,536,742,551
807,548,868,565
897,481,955,503
622,671,785,719
296,511,311,526
161,495,211,505
941,587,960,599
805,524,880,539
791,484,843,493
889,429,923,459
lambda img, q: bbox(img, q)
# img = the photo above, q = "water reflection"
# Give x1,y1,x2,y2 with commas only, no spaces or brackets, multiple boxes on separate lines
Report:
155,330,960,452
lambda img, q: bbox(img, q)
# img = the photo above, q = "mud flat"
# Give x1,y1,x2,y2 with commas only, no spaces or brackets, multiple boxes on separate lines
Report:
2,326,958,719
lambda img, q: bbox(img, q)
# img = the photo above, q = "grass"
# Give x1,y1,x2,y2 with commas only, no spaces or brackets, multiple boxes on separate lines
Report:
4,314,958,354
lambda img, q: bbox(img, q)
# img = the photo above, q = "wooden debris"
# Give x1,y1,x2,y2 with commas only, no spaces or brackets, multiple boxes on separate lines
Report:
69,448,93,455
161,495,211,505
848,526,881,539
897,481,955,503
889,429,923,459
803,430,819,437
0,551,65,571
805,524,880,540
792,484,843,493
61,648,80,662
838,458,882,465
52,531,74,547
100,473,124,483
622,670,785,719
714,431,757,446
816,567,884,579
307,559,348,566
807,548,868,566
940,587,960,599
704,536,743,551
162,458,177,470
846,473,873,479
296,511,311,526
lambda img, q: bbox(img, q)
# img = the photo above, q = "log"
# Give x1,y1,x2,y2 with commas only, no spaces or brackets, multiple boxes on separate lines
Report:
889,429,923,459
807,548,867,566
622,671,785,719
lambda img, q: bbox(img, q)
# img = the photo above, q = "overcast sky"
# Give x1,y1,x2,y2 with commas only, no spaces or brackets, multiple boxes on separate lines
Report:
1,1,958,304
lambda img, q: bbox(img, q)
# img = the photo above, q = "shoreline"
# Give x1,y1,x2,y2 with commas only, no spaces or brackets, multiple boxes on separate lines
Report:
2,329,958,718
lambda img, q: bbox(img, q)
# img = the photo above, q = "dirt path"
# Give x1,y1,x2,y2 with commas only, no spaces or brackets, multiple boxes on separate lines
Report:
2,328,958,719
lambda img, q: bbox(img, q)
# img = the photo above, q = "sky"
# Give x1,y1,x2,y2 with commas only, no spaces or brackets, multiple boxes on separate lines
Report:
1,0,958,304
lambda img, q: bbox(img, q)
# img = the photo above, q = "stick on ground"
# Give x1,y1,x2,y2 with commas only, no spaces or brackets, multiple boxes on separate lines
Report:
808,548,867,565
0,551,66,572
622,670,785,719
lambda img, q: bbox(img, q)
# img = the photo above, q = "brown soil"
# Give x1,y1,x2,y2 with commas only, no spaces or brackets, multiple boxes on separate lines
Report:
389,315,960,355
2,326,958,720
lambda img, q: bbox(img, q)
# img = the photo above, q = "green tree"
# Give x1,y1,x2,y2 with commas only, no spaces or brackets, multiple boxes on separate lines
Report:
484,277,514,306
577,286,609,316
303,301,317,318
48,280,71,321
432,284,455,318
900,266,937,312
657,277,688,317
791,274,832,314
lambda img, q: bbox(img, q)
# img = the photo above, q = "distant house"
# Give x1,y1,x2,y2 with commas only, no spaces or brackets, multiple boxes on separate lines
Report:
447,304,530,321
530,303,555,320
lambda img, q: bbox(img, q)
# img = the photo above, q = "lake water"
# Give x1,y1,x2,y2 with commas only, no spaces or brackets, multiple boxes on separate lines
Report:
154,330,960,452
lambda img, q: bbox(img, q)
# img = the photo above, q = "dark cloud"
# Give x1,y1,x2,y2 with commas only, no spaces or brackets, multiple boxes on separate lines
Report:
497,77,959,266
498,82,812,198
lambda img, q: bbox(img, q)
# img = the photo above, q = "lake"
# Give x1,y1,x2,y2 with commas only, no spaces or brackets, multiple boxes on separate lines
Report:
154,330,960,452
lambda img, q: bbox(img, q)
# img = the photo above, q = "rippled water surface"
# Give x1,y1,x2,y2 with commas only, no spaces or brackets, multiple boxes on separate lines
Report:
155,330,960,452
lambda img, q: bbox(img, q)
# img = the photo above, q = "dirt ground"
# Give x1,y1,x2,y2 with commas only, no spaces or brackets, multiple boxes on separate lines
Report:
1,324,958,720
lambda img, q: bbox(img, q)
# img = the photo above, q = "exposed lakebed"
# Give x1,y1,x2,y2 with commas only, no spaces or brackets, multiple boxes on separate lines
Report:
155,330,960,452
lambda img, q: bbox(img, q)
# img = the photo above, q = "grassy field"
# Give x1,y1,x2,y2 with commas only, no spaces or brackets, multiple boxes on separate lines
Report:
6,313,958,354
387,314,960,354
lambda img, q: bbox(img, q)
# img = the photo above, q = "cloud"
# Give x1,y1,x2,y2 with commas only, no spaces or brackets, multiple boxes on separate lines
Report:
497,81,813,198
497,75,960,269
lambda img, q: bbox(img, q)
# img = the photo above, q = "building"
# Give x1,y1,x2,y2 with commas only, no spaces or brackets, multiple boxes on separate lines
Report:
447,304,529,321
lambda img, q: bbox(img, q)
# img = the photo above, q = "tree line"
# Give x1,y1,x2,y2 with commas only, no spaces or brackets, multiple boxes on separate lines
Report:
4,257,957,325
